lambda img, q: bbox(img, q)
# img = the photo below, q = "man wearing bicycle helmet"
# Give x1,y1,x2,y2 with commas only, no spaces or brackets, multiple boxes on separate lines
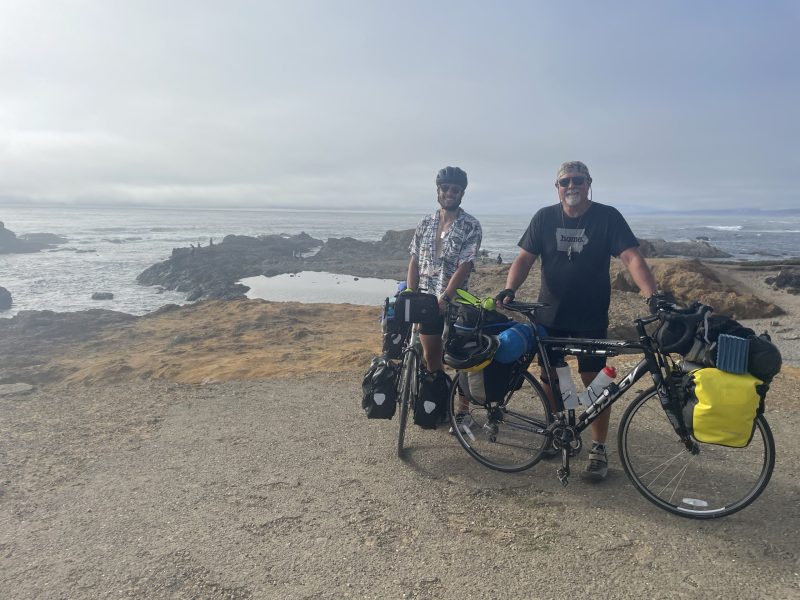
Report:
407,166,482,388
497,161,658,482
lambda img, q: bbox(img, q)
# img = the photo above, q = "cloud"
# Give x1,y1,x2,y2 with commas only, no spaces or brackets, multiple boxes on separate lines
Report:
0,1,797,211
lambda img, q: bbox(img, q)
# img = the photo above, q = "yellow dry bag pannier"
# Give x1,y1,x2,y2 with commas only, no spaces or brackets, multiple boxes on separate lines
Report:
683,368,763,448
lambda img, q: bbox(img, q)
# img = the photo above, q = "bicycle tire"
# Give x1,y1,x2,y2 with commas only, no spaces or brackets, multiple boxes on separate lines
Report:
450,371,552,472
618,386,775,519
396,349,417,458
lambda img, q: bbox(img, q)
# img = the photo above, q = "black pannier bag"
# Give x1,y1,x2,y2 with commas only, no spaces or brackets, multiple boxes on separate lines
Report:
414,370,451,429
748,333,782,384
361,357,399,419
381,296,411,360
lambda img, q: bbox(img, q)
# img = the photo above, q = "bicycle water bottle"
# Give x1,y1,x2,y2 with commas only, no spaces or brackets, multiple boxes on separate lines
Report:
555,363,579,409
578,366,617,406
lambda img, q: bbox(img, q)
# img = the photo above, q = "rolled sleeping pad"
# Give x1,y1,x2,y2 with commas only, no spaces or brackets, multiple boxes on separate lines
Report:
494,323,536,363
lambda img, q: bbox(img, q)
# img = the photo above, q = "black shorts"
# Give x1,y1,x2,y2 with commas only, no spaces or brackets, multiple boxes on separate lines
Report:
419,313,445,336
538,327,608,374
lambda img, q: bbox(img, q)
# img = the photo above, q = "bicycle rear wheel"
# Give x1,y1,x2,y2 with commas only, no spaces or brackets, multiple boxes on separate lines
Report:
618,387,775,519
396,349,417,458
450,371,552,472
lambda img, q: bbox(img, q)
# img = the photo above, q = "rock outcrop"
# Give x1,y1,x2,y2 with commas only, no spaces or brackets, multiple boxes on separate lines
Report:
766,268,800,295
304,229,412,279
137,232,323,300
136,230,415,301
637,238,731,259
0,222,65,254
91,292,114,300
18,233,69,245
0,286,11,311
611,259,783,319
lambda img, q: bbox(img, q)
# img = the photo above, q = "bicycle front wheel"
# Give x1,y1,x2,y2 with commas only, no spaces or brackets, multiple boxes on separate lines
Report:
618,387,775,519
450,371,552,472
396,349,417,458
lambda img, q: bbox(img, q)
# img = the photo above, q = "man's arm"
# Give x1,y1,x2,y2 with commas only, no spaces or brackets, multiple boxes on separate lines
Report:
619,247,658,297
500,249,538,302
442,261,474,303
406,256,420,291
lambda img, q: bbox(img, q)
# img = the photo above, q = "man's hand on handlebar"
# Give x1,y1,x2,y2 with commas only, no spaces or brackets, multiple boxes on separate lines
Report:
646,292,676,314
495,288,516,305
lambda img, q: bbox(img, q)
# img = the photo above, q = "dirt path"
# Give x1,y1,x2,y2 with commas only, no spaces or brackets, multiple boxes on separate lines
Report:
2,373,798,599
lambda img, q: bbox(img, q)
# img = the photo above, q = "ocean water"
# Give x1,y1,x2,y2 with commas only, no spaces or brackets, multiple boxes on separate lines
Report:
1,205,798,317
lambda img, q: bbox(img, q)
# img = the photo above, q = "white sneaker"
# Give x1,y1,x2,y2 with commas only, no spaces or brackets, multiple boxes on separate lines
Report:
449,412,476,435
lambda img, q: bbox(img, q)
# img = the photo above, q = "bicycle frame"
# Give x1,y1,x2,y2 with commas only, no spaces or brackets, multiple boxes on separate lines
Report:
531,314,670,483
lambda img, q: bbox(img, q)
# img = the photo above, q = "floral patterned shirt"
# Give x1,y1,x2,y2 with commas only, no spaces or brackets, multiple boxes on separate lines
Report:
409,208,482,296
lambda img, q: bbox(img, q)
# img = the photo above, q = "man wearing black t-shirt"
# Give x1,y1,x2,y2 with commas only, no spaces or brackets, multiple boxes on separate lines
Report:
497,161,658,482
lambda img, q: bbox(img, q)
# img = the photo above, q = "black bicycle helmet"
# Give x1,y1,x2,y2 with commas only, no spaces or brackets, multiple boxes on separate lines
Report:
436,166,468,189
444,332,498,371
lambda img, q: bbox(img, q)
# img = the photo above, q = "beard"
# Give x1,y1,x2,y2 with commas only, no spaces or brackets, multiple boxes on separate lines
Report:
438,196,462,211
564,190,583,207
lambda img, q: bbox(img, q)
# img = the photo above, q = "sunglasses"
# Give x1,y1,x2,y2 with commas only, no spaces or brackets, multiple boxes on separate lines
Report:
557,176,587,188
438,184,464,194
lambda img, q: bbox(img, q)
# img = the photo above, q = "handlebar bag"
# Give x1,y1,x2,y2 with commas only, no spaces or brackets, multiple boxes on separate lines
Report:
361,357,399,419
393,292,440,325
682,368,763,448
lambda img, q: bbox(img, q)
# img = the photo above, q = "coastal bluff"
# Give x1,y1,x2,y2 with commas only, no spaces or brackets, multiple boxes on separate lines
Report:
2,258,798,388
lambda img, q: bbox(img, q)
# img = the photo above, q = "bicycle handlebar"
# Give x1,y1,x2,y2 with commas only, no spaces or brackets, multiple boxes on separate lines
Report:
655,302,713,353
502,300,550,314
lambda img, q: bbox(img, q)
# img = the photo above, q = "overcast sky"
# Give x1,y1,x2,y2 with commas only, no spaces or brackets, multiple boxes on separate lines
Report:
1,1,797,213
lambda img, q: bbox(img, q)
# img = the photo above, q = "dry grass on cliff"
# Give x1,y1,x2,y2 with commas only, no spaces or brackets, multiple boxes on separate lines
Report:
2,258,798,388
54,300,383,385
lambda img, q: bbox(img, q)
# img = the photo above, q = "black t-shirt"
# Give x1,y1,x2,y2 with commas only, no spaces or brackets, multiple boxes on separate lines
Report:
518,202,638,330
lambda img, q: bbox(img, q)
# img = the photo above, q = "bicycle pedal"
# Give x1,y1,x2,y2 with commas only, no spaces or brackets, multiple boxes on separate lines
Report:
557,467,570,487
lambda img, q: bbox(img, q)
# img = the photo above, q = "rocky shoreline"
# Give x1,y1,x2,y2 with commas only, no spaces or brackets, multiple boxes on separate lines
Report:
132,228,799,304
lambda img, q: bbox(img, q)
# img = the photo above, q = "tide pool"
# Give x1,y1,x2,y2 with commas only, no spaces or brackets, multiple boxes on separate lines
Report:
240,271,400,305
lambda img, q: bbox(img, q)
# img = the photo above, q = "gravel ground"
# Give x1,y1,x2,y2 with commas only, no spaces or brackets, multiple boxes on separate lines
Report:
2,373,798,599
